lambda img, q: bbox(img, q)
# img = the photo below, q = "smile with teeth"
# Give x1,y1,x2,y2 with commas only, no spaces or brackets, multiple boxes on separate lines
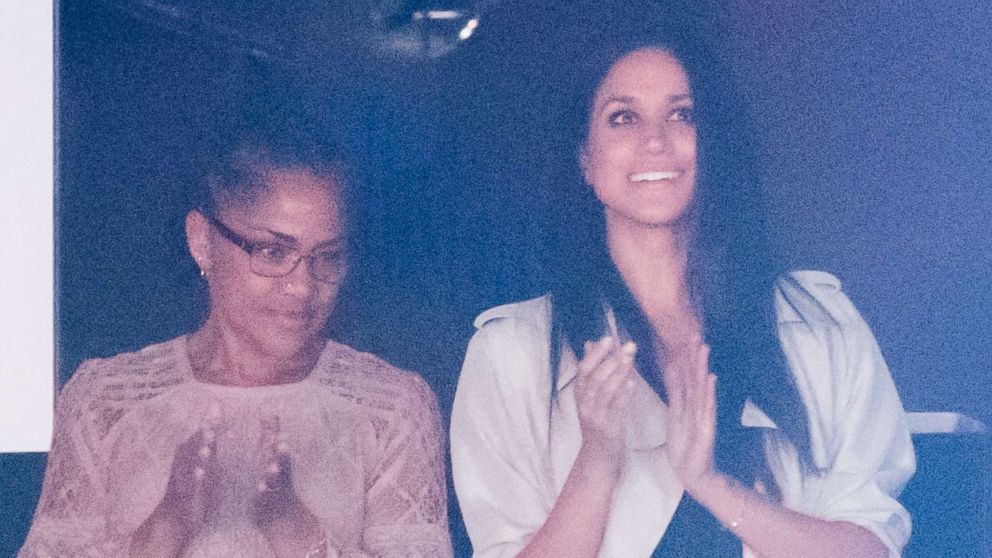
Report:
629,170,681,183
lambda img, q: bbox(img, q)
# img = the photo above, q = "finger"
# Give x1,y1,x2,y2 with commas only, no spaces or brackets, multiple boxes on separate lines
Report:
662,360,683,418
578,336,619,375
197,427,215,461
691,346,714,420
258,455,294,499
695,345,712,392
704,373,717,423
189,432,213,521
679,351,704,414
576,354,622,407
179,429,205,477
585,356,631,412
193,421,219,469
594,358,639,415
258,424,293,493
276,448,293,490
583,347,641,426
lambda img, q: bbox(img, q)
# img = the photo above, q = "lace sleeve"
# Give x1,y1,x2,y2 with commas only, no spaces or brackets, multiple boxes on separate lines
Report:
18,362,130,558
361,376,453,558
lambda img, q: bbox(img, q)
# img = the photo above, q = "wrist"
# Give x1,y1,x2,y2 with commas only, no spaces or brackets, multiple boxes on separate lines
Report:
130,506,191,558
258,503,322,555
575,444,624,483
684,470,729,505
686,472,753,534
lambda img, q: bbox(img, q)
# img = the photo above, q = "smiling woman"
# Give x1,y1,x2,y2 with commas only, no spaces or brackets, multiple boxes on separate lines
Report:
450,14,915,558
579,48,698,232
18,118,453,558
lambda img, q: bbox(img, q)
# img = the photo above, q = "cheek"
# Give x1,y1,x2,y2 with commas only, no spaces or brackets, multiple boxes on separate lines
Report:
582,141,616,186
677,128,698,159
216,273,270,311
316,284,339,313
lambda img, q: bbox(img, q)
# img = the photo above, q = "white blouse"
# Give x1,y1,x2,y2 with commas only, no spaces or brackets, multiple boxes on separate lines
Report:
451,271,915,558
19,337,453,558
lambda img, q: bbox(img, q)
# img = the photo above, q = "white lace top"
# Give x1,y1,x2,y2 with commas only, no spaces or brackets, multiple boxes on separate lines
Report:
19,336,453,558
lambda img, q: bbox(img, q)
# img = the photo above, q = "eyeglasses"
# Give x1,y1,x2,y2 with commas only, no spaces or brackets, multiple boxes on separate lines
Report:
202,212,348,284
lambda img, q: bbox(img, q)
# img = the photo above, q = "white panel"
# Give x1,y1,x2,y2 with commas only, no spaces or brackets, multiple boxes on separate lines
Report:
0,0,55,453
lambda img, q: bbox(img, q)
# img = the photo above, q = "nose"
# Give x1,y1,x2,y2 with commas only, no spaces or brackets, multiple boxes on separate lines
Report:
281,256,317,296
641,123,672,153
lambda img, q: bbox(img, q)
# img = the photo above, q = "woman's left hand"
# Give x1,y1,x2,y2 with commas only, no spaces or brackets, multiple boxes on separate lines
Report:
253,417,326,558
663,344,719,496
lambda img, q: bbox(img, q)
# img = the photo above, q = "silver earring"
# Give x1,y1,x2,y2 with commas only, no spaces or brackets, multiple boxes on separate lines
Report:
199,267,206,278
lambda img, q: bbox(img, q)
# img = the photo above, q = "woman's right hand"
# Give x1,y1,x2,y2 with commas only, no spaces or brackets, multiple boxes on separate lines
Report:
128,426,219,557
573,336,638,475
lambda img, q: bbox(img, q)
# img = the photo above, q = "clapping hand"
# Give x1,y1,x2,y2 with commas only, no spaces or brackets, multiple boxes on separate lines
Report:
129,414,220,557
662,343,718,495
574,336,639,473
253,417,325,558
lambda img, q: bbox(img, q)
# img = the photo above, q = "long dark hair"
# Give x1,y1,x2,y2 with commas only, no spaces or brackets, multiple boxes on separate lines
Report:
544,13,815,479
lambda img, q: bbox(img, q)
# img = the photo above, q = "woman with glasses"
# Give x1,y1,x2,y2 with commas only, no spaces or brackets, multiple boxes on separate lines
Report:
20,123,453,558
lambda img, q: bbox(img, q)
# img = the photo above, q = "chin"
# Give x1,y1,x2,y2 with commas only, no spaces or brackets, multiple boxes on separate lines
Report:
256,325,323,359
607,208,691,230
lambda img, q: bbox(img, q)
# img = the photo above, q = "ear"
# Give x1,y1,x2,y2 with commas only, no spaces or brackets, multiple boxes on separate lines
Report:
578,143,592,185
185,209,211,274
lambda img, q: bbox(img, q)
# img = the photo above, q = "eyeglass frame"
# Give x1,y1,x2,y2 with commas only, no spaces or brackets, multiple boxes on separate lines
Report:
199,210,348,284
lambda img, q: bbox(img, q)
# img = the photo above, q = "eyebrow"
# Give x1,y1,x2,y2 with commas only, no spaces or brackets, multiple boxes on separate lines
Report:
312,238,347,251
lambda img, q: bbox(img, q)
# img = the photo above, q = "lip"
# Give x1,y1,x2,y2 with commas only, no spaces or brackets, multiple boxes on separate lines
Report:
267,309,311,329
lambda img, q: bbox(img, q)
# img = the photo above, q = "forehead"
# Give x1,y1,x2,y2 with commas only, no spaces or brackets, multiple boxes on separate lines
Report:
222,165,344,223
594,48,691,102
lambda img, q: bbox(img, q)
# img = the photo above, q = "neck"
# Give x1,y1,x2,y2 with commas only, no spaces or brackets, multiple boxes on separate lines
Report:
605,217,694,320
187,319,322,387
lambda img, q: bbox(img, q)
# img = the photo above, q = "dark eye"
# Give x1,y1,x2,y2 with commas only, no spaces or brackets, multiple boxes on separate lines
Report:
669,106,695,124
608,109,638,127
313,250,346,268
255,244,294,264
